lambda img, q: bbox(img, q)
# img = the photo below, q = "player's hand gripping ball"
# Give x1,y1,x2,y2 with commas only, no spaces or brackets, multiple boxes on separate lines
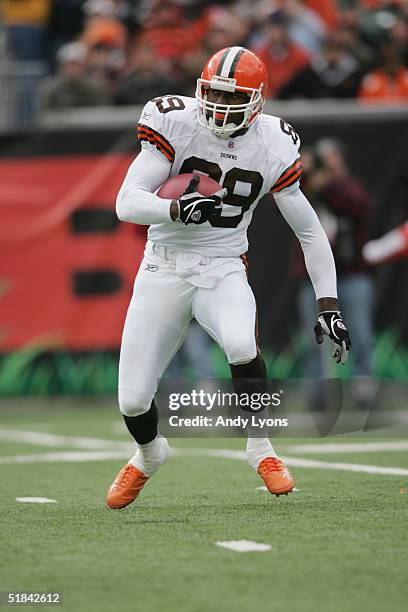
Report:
158,173,226,225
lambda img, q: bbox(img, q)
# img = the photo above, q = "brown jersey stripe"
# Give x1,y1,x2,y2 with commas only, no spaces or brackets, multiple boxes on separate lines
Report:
138,132,174,161
137,126,175,158
240,252,248,273
274,158,301,186
137,124,175,158
272,161,302,192
138,134,174,162
272,168,303,192
137,128,175,160
273,163,302,190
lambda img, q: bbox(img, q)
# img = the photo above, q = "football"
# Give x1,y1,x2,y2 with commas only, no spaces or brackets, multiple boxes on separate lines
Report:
157,172,222,199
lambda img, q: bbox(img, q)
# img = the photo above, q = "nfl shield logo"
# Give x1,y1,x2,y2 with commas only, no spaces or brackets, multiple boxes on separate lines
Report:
228,141,235,149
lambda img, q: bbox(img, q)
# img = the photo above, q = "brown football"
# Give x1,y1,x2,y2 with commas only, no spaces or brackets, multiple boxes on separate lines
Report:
157,173,222,199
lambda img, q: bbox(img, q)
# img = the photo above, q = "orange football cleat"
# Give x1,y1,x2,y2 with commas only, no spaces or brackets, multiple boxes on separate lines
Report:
257,457,294,496
106,463,149,509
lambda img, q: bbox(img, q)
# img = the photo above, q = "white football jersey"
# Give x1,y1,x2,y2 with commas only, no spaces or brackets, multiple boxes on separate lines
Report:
137,95,302,256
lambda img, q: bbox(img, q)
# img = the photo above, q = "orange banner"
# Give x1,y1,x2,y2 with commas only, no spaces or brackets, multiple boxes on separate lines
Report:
0,154,145,350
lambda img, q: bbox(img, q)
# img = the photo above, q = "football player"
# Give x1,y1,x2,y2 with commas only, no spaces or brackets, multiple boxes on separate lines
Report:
106,46,351,509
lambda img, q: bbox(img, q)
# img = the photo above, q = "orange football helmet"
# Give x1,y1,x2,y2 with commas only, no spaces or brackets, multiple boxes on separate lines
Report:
196,46,268,138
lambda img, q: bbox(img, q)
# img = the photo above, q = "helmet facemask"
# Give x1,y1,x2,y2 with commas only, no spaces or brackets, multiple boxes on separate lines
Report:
195,76,265,138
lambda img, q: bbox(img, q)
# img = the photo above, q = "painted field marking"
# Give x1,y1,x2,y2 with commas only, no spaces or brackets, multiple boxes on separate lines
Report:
15,497,57,504
2,427,407,455
0,450,130,464
215,540,271,553
172,448,408,476
0,428,407,476
256,486,301,492
0,429,130,450
0,446,407,476
287,441,408,454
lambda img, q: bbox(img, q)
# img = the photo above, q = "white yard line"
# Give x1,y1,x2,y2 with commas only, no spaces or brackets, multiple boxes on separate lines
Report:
0,429,130,450
0,450,131,464
287,441,408,454
173,448,408,476
0,444,407,476
1,428,407,456
280,456,408,476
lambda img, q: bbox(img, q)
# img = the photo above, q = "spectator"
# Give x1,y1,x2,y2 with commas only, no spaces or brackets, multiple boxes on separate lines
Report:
304,0,338,31
280,33,363,99
47,0,87,72
1,0,51,124
41,42,108,110
81,0,127,49
1,0,50,62
358,41,408,103
294,139,375,408
136,0,208,66
114,42,181,105
252,10,310,99
182,5,250,95
286,0,328,54
80,0,127,95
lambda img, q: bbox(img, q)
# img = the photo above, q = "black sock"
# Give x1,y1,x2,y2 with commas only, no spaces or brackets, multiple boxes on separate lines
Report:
229,354,267,397
122,400,158,445
230,354,268,436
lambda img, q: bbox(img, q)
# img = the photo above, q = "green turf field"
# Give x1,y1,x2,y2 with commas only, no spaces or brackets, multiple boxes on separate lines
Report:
1,402,407,612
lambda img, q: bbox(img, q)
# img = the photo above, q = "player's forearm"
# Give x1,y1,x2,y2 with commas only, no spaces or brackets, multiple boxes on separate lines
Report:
302,226,338,300
116,186,172,225
116,148,173,225
274,186,338,300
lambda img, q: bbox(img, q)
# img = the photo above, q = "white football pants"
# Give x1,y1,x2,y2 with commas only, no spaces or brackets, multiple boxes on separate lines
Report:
119,241,258,416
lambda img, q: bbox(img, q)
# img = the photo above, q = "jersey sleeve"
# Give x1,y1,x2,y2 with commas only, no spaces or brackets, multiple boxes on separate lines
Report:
136,99,176,164
270,120,302,194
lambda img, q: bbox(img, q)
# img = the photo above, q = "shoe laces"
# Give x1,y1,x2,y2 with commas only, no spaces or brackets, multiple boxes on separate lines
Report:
258,457,284,475
116,464,138,487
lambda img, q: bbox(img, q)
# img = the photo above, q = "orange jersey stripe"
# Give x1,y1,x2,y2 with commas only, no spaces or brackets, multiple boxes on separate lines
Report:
137,127,175,158
137,125,175,163
273,168,303,192
273,160,302,189
138,133,174,163
137,124,175,160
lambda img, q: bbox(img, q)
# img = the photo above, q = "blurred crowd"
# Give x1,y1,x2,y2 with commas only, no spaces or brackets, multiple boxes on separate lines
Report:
1,0,408,120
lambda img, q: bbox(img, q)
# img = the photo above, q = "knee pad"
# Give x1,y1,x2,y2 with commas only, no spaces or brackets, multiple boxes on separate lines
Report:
229,351,258,365
118,387,153,417
225,341,257,365
222,326,257,365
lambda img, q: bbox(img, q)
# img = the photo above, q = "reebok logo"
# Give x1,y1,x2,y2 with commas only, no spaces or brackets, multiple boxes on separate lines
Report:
220,152,237,160
145,264,159,272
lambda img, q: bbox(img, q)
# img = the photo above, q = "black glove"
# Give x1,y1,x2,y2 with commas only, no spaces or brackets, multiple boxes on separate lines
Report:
314,311,351,364
176,175,226,225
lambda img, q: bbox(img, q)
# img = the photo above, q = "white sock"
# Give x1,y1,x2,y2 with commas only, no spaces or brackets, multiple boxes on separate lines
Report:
128,436,170,477
246,437,277,472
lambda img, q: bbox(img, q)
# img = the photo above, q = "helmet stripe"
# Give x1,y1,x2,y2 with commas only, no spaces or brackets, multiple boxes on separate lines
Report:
228,48,245,78
218,46,245,78
216,47,231,76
